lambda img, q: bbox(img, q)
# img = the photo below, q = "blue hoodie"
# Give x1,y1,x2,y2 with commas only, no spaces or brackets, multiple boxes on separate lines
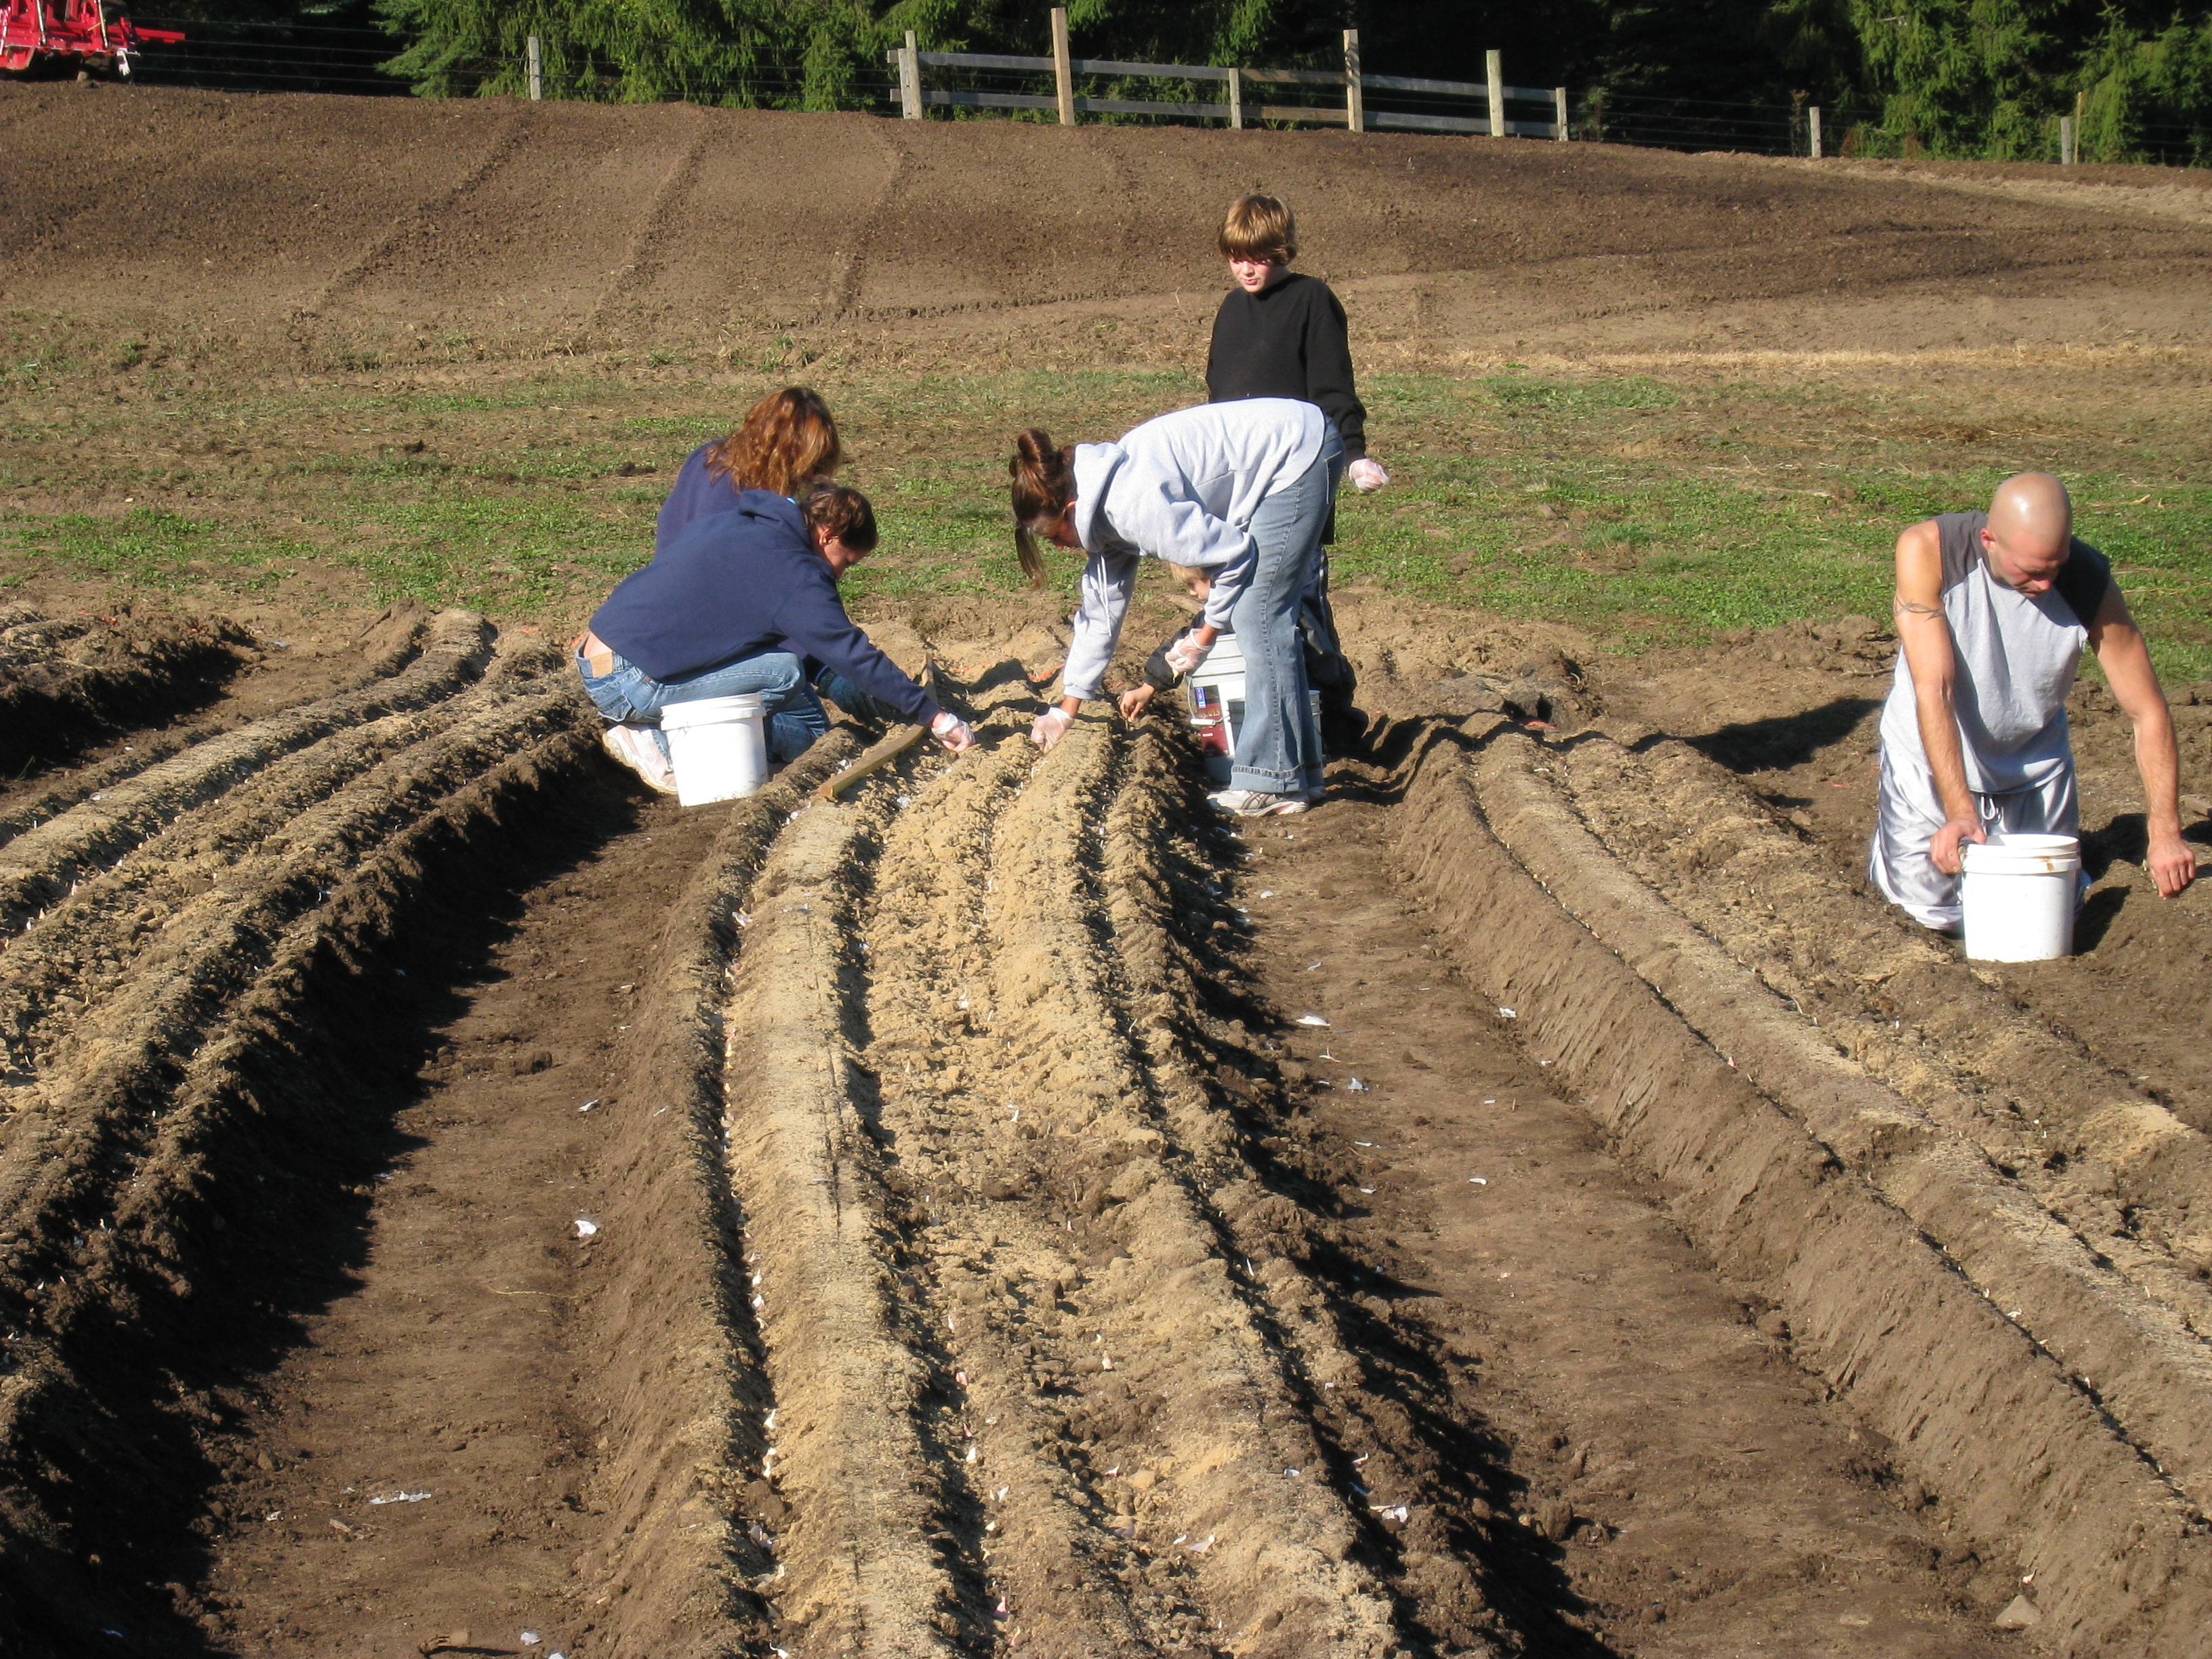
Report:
591,492,941,728
654,442,746,556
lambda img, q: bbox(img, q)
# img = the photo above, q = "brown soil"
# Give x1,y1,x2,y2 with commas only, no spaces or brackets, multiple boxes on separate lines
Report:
1,89,2210,1659
3,602,2203,1657
0,602,249,778
5,84,2211,375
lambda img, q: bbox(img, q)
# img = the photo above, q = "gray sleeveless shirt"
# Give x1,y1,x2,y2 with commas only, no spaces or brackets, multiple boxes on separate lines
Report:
1878,511,2112,794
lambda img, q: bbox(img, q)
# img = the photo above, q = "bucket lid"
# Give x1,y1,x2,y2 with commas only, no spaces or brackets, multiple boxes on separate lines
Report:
1191,632,1246,676
659,693,766,729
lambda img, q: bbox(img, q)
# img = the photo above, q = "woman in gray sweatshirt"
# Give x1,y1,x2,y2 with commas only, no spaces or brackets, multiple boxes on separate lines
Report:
1008,398,1340,816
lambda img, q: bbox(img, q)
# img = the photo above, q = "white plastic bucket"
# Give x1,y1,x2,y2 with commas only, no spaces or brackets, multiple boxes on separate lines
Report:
1961,832,2079,962
1188,634,1248,785
1185,634,1323,785
659,693,768,806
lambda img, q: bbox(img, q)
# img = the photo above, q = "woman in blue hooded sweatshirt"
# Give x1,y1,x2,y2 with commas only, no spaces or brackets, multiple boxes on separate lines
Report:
578,483,972,793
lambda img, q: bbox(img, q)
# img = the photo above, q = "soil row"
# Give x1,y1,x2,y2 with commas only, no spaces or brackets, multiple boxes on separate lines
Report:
1385,712,2212,1659
0,617,593,1648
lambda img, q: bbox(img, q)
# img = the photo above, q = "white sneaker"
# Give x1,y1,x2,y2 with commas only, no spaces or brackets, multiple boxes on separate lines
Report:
1208,787,1308,818
602,723,677,794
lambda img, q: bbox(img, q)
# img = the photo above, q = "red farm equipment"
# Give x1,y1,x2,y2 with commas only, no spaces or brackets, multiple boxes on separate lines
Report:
0,0,182,77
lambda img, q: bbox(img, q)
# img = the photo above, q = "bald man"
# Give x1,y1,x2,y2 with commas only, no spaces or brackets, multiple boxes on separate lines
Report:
1871,472,2195,930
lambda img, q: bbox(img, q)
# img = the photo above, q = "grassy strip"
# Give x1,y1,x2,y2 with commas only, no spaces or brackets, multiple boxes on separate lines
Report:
3,366,2207,678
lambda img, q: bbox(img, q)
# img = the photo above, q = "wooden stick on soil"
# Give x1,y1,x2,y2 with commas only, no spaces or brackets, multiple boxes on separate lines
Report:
817,724,928,802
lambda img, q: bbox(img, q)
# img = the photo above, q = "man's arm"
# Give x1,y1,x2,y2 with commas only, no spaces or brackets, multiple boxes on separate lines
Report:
1893,520,1982,874
2086,582,2197,898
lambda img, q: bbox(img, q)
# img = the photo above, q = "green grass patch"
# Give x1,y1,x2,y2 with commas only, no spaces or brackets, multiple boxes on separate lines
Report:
2,365,2207,681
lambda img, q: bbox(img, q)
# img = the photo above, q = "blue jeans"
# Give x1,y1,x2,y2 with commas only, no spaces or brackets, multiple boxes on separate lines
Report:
1228,433,1341,794
575,645,827,763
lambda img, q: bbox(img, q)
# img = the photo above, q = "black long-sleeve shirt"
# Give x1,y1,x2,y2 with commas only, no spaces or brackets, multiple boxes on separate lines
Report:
1204,272,1368,461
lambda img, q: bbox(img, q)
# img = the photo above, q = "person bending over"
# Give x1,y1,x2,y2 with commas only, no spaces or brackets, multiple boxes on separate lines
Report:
578,483,972,794
1010,398,1340,817
654,386,842,556
1871,470,2194,930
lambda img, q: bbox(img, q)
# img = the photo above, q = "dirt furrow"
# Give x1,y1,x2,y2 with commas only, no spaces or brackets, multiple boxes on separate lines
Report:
1392,723,2212,1658
721,792,976,1654
0,708,596,1648
183,731,863,1658
1551,727,2212,1319
0,676,584,1304
0,607,250,778
0,678,505,1076
1092,736,1531,1655
1462,724,2212,1514
862,705,1176,1656
0,609,491,937
972,714,1397,1654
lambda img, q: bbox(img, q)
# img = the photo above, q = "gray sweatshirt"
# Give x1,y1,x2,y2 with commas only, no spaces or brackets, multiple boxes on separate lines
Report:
1061,399,1326,701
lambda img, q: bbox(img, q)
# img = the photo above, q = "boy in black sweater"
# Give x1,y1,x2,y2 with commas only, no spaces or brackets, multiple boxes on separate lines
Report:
1206,193,1388,493
1204,193,1378,743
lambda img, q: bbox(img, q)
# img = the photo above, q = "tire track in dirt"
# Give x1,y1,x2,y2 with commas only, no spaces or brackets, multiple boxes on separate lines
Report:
577,103,714,341
830,121,912,321
1389,716,2212,1658
296,106,533,319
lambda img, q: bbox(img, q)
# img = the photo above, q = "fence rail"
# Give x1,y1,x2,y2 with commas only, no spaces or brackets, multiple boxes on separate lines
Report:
888,17,1568,140
58,12,2210,168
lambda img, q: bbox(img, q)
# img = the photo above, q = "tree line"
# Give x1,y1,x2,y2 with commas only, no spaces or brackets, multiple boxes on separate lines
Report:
136,0,2212,162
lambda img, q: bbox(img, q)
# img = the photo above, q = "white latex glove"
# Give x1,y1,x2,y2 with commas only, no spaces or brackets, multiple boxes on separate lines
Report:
1347,457,1390,493
1029,707,1074,751
1164,634,1211,677
930,710,975,754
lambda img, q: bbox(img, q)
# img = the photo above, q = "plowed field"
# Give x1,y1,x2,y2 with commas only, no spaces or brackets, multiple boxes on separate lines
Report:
1,84,2209,1659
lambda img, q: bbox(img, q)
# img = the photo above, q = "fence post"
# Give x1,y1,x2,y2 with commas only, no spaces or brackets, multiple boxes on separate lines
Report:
2059,112,2075,164
1051,7,1076,126
1343,29,1364,132
525,33,541,101
1227,65,1243,131
1486,49,1504,138
1554,85,1568,140
1809,105,1822,159
900,30,922,119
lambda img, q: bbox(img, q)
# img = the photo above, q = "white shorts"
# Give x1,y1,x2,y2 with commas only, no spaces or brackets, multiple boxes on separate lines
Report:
1868,743,2078,931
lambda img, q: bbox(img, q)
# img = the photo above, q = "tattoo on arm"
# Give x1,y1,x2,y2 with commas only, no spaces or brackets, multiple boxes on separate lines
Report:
1893,593,1943,617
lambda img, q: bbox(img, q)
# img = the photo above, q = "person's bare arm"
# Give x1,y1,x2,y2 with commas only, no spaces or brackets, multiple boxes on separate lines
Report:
1893,520,1981,873
2086,582,2197,898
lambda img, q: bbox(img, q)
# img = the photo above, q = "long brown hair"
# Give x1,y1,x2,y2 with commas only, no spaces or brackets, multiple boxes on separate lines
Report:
705,387,842,496
1009,428,1075,588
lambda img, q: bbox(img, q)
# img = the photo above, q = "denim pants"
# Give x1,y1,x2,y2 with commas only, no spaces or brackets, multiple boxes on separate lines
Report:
575,645,828,763
1228,434,1340,794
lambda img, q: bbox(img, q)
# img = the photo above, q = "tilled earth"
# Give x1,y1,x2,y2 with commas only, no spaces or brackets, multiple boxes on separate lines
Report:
0,601,2206,1658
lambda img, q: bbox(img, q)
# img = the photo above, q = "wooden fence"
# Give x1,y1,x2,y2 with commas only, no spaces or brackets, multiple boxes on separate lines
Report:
886,14,1569,140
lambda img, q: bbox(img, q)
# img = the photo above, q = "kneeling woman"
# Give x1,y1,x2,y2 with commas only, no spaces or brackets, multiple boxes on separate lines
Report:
577,483,973,792
1010,397,1340,815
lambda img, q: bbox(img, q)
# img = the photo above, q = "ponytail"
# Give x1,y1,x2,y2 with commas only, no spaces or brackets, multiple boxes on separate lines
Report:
1009,428,1074,589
